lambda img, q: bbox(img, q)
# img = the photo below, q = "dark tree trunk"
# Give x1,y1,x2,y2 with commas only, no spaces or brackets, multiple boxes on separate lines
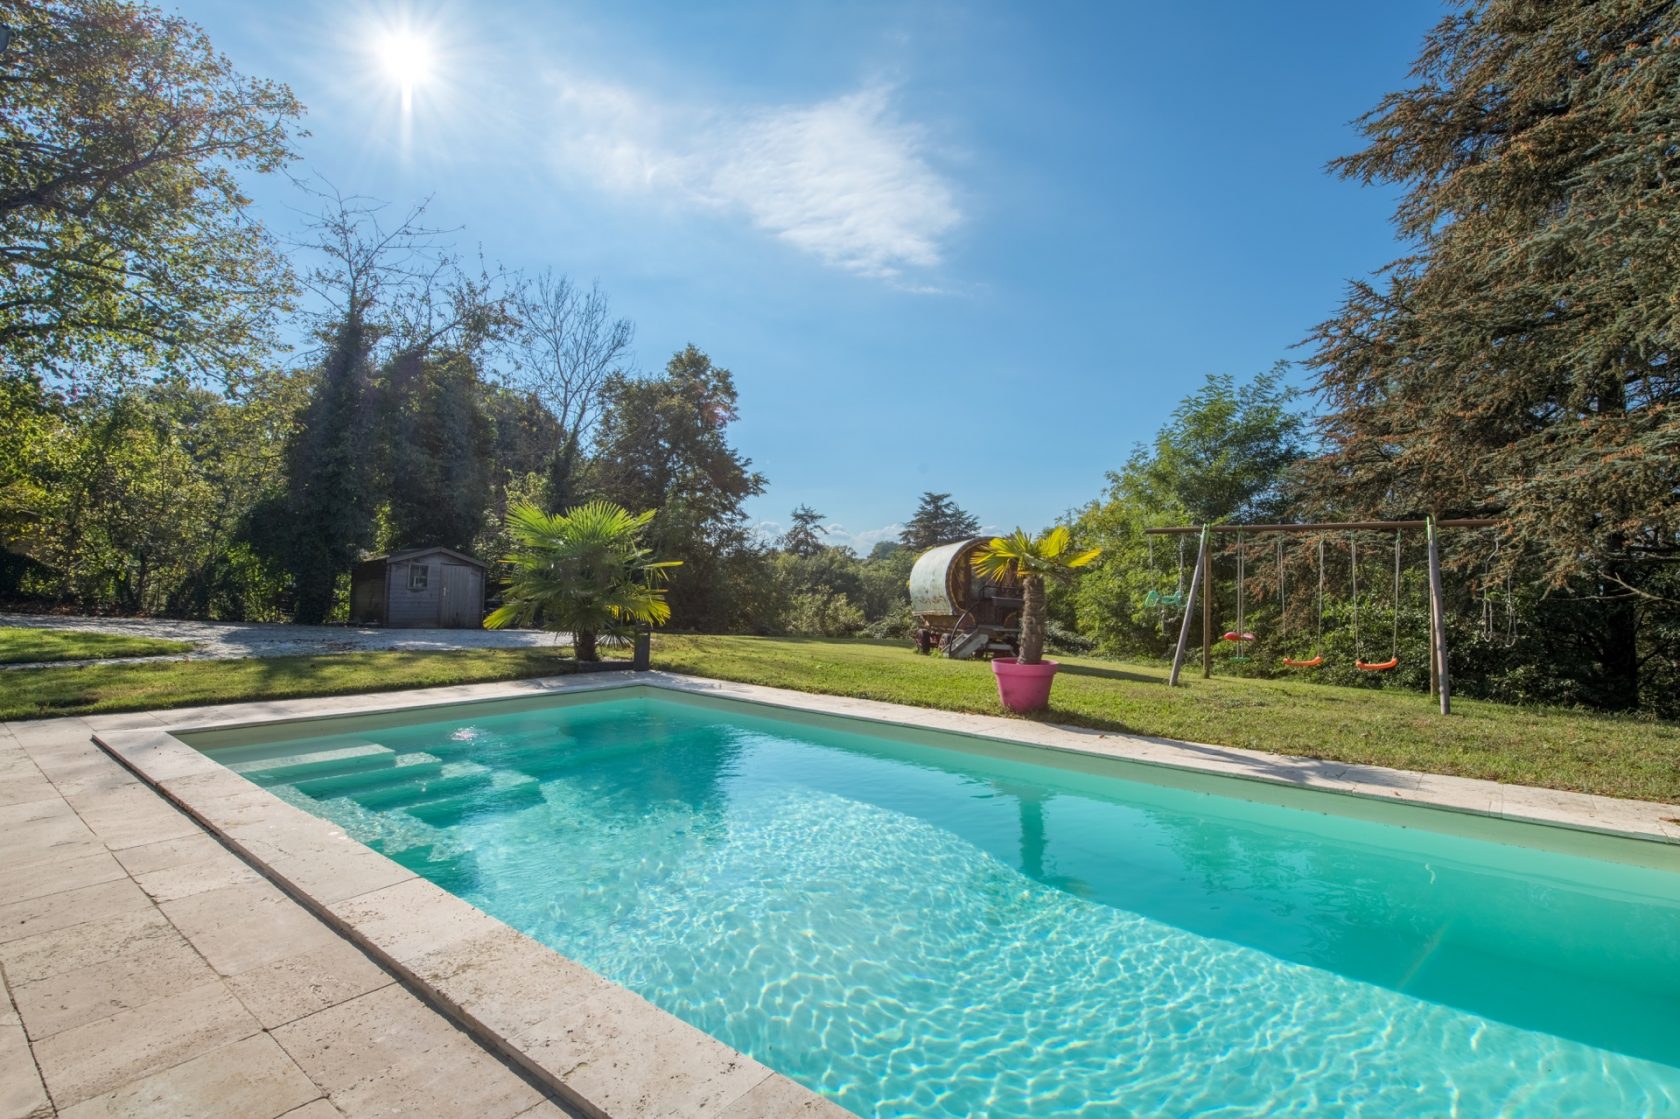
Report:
1598,575,1641,710
1019,574,1046,665
575,628,598,662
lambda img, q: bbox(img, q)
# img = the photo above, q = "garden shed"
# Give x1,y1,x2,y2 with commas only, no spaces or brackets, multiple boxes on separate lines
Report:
350,546,487,628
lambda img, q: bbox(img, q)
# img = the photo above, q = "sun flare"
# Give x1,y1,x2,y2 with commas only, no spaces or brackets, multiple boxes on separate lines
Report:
378,29,434,93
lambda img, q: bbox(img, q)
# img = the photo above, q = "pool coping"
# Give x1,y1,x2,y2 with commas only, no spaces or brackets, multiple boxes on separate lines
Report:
88,671,1680,1119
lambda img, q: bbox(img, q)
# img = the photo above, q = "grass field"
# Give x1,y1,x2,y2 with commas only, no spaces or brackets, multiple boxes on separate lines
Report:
0,648,579,722
3,633,1676,804
646,636,1680,804
0,626,196,665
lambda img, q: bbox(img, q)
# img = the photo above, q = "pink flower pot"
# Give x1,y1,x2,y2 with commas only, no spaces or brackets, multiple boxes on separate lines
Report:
991,657,1059,713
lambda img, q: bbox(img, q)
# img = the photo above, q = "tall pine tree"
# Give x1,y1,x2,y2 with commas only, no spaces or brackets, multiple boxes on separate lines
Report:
898,492,981,551
1306,1,1679,708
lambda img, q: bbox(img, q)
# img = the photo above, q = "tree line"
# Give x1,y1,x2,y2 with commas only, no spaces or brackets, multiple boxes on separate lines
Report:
3,1,1676,715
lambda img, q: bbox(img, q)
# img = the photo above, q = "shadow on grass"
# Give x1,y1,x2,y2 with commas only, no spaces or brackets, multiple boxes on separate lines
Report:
1053,662,1164,686
1024,707,1421,791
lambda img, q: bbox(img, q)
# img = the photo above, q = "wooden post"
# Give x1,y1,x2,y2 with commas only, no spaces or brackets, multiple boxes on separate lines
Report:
1201,525,1214,679
1426,516,1451,715
1168,526,1208,687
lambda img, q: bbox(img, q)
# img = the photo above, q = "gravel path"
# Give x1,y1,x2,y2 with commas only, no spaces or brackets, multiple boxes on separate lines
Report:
0,613,567,668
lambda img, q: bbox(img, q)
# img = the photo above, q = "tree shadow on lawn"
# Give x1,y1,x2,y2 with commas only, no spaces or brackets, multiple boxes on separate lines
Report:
1052,661,1164,686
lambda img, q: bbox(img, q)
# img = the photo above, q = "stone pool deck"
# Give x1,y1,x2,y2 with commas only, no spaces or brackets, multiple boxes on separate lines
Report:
3,672,1676,1118
0,711,580,1119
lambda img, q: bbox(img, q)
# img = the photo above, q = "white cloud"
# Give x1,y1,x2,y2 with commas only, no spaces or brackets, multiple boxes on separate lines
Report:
546,78,960,281
750,519,906,552
824,522,905,552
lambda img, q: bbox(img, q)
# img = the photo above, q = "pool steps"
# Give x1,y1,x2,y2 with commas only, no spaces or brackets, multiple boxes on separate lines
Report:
228,742,398,782
239,738,557,828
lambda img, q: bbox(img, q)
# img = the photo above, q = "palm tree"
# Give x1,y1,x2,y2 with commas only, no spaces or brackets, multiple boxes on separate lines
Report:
484,500,680,661
971,527,1100,665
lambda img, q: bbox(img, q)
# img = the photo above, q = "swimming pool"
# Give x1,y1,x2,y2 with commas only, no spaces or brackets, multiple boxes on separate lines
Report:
187,690,1680,1117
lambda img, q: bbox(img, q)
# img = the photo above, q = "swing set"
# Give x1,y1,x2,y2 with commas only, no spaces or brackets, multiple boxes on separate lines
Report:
1146,516,1499,715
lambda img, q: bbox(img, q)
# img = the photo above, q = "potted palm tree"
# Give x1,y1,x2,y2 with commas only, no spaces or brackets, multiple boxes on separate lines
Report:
484,500,680,662
972,527,1100,712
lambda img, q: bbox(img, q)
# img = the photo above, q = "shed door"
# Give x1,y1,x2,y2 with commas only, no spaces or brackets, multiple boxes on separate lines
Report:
439,563,477,628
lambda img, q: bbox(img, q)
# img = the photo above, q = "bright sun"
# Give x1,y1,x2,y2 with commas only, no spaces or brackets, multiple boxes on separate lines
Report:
378,30,434,93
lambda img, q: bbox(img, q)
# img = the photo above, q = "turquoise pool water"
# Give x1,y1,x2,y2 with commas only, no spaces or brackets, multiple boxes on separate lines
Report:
196,692,1680,1117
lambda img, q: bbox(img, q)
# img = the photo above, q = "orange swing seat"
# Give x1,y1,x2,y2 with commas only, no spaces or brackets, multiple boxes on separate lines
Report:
1221,630,1255,642
1356,657,1399,672
1282,655,1323,668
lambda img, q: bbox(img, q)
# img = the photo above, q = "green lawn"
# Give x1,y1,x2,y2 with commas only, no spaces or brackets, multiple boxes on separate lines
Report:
0,625,196,665
3,633,1676,805
645,636,1680,804
0,648,580,722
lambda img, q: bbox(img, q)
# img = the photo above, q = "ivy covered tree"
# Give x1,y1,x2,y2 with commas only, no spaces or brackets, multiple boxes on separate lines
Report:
1305,0,1680,708
374,350,495,553
276,315,377,624
0,0,303,387
898,492,981,552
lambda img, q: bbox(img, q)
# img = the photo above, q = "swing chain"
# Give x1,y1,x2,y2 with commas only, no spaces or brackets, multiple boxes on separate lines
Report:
1391,530,1402,661
1316,538,1325,643
1350,533,1359,656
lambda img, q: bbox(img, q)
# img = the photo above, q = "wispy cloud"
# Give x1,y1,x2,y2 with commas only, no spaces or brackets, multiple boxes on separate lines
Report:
546,77,960,282
751,519,905,552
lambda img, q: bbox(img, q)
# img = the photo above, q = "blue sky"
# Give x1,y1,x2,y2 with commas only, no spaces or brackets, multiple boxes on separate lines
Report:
179,0,1440,551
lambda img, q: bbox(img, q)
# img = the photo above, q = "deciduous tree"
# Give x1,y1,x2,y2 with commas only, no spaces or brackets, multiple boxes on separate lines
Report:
0,0,302,386
586,345,767,628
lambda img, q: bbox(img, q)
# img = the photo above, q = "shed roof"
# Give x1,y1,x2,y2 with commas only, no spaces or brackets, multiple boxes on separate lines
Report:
375,546,488,568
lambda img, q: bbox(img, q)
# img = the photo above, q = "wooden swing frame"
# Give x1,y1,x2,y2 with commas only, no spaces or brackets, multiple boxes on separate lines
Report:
1151,516,1498,716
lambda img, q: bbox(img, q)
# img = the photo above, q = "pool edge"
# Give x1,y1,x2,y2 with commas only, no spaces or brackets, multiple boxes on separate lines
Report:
90,708,852,1119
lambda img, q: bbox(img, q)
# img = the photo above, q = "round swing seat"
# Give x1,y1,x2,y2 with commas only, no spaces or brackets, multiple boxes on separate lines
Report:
1281,655,1323,668
1356,657,1400,672
1142,590,1161,607
1158,592,1186,608
1221,631,1256,642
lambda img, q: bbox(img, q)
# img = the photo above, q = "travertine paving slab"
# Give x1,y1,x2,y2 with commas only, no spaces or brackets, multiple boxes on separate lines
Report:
31,980,260,1107
410,925,613,1043
0,908,178,985
512,985,774,1119
327,878,503,963
717,1075,856,1118
0,775,58,808
225,824,415,906
159,881,342,978
13,931,218,1039
131,853,263,904
91,730,221,784
112,832,239,876
224,940,395,1030
0,977,52,1119
65,784,204,850
0,823,106,869
55,1032,320,1119
0,879,152,945
274,1101,346,1119
0,846,121,904
272,985,543,1119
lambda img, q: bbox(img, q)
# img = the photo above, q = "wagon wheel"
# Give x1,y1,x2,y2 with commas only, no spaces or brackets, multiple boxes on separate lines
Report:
943,610,978,655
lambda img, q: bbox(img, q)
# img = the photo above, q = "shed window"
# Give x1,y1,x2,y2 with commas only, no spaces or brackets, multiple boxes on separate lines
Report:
408,564,429,591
